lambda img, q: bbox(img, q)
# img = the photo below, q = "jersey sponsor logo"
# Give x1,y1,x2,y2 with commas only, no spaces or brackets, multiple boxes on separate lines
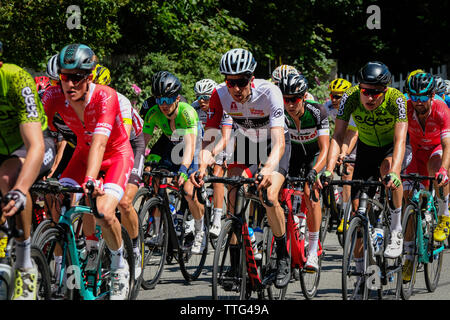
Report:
289,128,318,142
228,112,243,116
230,102,238,110
272,108,284,118
396,97,406,119
233,116,270,129
250,108,265,115
354,114,394,126
21,87,39,118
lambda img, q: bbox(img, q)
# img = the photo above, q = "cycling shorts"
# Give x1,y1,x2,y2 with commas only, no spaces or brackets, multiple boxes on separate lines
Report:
404,144,442,190
59,147,134,201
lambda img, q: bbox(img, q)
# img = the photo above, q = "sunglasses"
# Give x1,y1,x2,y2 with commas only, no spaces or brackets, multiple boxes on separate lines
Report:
410,94,431,102
156,96,178,105
283,96,303,104
196,95,211,101
226,77,251,88
59,72,89,85
360,87,385,98
330,94,343,100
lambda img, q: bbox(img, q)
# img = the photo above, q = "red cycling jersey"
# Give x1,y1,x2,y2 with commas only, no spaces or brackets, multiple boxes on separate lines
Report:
42,84,134,200
407,98,450,151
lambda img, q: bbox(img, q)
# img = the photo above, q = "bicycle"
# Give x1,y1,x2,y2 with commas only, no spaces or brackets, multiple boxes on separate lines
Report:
202,174,278,300
327,177,402,300
400,173,445,300
279,175,323,299
0,195,52,300
138,167,210,290
30,180,136,300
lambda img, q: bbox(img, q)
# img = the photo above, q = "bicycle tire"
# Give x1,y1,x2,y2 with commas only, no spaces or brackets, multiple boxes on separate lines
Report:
342,216,369,300
424,208,444,292
212,218,246,300
36,227,77,300
400,204,418,300
133,187,152,217
179,200,210,282
129,216,145,300
139,197,169,290
300,223,321,300
31,245,52,300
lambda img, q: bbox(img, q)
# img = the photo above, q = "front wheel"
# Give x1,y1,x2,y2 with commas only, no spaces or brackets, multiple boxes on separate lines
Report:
400,204,418,300
424,209,444,292
31,245,52,300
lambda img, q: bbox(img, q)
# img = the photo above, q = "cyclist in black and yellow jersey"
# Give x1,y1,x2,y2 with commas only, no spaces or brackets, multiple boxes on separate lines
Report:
0,41,55,299
319,61,411,259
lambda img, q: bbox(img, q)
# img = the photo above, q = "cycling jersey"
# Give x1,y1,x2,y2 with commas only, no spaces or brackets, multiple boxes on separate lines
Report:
407,98,450,150
0,63,48,155
192,99,233,132
205,79,286,143
337,85,407,147
285,101,329,154
117,92,143,140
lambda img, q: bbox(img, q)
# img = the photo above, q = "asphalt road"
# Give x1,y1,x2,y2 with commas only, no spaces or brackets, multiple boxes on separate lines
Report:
136,229,450,301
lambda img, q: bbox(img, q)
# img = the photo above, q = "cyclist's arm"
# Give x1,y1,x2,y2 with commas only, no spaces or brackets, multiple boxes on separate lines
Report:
13,122,45,194
47,139,67,178
262,126,285,174
313,134,330,173
180,132,196,169
85,133,108,185
144,133,152,148
326,118,349,173
441,136,450,171
389,121,408,175
124,123,132,138
341,128,358,158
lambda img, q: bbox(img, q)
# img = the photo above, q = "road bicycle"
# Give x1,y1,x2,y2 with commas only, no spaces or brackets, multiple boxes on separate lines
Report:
278,175,323,299
30,180,136,300
0,195,51,300
327,177,402,300
138,167,210,290
400,173,445,300
203,174,278,300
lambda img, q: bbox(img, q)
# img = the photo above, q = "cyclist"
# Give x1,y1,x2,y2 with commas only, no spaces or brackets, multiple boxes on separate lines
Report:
91,63,144,280
433,75,450,107
143,71,206,254
0,40,56,299
319,61,411,259
42,43,134,299
192,78,230,238
191,48,292,288
404,69,445,103
279,73,329,272
46,54,60,86
403,73,450,244
326,78,358,233
272,64,316,101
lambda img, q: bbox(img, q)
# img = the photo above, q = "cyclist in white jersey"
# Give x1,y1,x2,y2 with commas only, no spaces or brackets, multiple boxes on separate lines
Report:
191,48,292,289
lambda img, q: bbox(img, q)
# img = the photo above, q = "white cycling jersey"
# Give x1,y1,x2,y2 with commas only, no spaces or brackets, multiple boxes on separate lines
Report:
117,92,144,140
206,79,286,143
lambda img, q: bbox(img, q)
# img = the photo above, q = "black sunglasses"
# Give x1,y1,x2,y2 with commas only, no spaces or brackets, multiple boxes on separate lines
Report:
59,72,89,84
226,77,251,88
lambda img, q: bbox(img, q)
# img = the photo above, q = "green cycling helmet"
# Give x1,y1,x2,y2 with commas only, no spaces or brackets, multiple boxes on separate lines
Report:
57,44,97,71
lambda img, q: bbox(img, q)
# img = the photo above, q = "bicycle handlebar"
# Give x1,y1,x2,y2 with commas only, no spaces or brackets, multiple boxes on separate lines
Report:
336,158,356,177
284,176,319,202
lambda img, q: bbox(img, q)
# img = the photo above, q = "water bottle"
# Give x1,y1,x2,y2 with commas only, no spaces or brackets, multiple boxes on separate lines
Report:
0,264,12,300
372,227,384,255
292,188,302,215
248,227,261,260
297,212,307,240
253,227,264,247
169,205,180,236
76,238,88,261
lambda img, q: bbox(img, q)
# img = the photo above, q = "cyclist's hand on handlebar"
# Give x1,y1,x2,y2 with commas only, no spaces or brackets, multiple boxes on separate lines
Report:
306,169,318,189
317,170,332,189
337,153,346,165
82,176,105,197
256,168,272,191
190,169,206,188
435,167,449,187
383,172,401,190
2,189,27,217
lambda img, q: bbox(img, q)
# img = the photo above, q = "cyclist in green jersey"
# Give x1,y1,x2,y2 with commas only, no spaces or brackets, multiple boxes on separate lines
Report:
143,71,206,254
319,61,410,259
0,41,56,299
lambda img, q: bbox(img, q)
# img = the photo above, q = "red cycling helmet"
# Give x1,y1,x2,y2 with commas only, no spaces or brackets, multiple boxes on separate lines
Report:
35,76,52,98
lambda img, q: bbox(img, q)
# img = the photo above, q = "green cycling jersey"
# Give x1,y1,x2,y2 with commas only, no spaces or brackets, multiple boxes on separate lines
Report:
336,85,407,147
143,101,200,142
0,63,48,155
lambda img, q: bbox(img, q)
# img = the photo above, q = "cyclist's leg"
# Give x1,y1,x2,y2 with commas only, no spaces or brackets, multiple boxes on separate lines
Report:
210,163,226,237
428,147,450,241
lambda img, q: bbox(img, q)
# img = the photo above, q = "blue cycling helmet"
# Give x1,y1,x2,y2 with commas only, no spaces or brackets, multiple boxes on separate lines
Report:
408,73,435,96
57,44,97,72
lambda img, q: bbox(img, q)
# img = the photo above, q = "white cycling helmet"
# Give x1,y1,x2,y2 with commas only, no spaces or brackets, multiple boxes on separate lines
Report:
220,48,257,76
272,65,299,85
444,80,450,95
46,54,59,80
194,79,217,96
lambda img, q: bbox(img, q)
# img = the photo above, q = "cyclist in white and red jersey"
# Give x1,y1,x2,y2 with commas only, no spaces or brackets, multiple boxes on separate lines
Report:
42,44,134,299
192,48,292,289
404,73,450,246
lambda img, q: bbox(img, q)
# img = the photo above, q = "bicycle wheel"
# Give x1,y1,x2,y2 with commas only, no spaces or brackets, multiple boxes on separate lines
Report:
400,204,418,300
31,219,55,245
264,226,286,300
179,202,210,282
212,218,247,300
424,210,444,292
133,187,152,217
342,216,369,300
139,197,169,290
36,227,76,300
300,223,321,300
31,245,52,300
